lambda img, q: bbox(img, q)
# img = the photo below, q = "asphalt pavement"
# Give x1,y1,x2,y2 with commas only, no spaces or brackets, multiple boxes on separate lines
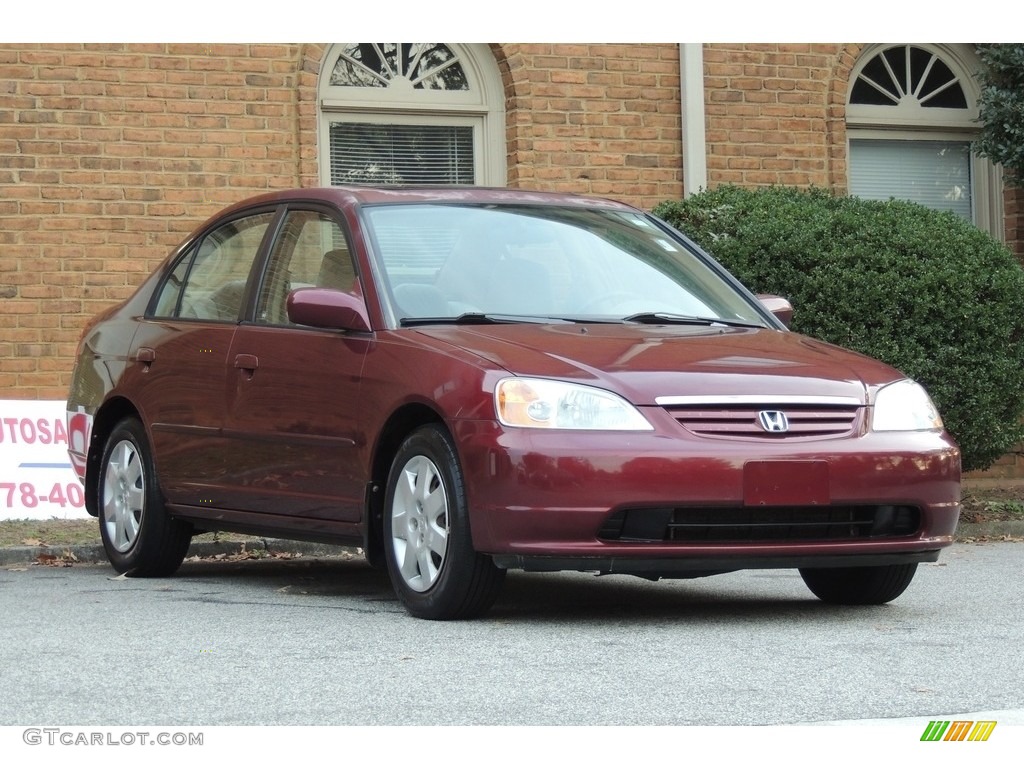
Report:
2,541,1022,727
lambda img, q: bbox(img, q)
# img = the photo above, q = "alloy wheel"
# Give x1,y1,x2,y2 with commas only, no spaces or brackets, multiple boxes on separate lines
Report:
102,438,145,553
390,454,450,592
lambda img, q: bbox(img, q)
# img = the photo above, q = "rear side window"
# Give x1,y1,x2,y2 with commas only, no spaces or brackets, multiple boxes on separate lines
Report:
152,211,276,321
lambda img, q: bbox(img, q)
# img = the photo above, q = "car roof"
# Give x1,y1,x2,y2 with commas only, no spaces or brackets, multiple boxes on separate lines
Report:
219,185,640,213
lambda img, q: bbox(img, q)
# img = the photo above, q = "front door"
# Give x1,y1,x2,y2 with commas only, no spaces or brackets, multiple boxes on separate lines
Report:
221,208,371,522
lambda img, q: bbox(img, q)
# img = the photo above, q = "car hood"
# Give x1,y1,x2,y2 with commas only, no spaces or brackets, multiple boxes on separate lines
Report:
415,324,905,406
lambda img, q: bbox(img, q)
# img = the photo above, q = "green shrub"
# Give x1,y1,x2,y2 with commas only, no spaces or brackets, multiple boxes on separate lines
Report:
974,44,1024,186
654,185,1024,472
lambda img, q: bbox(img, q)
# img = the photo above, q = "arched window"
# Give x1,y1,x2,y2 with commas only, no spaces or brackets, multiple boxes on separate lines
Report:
318,43,506,187
847,44,1003,236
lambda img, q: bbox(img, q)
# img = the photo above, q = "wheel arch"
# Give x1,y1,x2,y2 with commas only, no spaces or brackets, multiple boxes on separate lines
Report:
84,397,142,517
365,403,448,564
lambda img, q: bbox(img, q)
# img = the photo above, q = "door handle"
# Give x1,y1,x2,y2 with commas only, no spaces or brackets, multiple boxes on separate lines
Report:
134,347,155,365
234,354,259,371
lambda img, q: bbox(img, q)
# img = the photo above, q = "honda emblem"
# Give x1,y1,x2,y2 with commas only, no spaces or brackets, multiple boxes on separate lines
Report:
758,410,789,433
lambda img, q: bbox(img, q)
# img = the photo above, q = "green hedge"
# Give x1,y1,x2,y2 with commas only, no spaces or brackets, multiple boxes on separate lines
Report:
975,44,1024,186
654,185,1024,472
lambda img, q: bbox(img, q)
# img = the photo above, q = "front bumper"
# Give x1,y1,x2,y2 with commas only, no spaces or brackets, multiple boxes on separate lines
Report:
491,549,942,577
452,414,960,572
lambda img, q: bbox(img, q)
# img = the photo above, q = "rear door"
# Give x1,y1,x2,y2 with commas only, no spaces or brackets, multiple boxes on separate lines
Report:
127,209,278,508
221,206,371,521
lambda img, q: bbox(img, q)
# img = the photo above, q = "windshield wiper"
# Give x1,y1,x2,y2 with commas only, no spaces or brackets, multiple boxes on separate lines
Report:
400,313,572,327
623,312,764,329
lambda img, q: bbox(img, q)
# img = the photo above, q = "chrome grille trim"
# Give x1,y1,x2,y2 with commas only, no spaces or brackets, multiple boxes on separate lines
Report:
655,394,862,406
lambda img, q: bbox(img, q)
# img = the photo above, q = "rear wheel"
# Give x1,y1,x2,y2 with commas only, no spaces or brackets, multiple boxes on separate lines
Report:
97,417,192,576
383,425,505,620
799,563,918,605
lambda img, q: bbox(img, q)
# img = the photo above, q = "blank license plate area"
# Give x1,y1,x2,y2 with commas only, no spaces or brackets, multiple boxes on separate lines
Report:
743,460,830,506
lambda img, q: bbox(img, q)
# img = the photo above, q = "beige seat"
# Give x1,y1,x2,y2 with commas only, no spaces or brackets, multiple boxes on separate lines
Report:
318,248,356,292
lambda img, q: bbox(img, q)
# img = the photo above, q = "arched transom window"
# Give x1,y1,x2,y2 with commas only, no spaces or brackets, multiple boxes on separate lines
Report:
318,43,505,187
850,45,968,110
846,44,1003,236
330,43,469,91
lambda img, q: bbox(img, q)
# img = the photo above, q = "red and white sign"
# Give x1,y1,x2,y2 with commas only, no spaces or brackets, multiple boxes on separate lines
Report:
0,400,90,520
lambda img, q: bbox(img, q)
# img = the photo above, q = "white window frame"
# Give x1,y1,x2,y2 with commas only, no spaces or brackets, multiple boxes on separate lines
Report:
846,44,1004,239
317,43,506,187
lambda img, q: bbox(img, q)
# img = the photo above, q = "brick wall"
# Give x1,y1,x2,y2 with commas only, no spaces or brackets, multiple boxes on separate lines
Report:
498,43,683,209
702,43,859,192
0,43,306,398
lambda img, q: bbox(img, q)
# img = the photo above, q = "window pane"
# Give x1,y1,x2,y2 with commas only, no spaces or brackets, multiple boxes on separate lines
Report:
152,253,192,318
849,139,972,220
329,122,475,186
257,211,356,325
330,43,469,91
850,45,968,110
410,44,467,90
177,213,275,321
850,77,899,106
882,47,908,96
364,204,768,325
919,58,968,108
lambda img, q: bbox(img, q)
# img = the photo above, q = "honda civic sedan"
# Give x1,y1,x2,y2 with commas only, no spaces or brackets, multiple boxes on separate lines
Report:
67,186,960,619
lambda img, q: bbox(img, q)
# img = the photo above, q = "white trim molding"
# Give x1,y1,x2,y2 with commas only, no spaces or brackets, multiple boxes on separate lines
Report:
680,43,708,198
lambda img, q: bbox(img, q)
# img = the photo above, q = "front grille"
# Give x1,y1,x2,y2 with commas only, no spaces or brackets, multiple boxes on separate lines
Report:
599,505,920,543
664,404,861,440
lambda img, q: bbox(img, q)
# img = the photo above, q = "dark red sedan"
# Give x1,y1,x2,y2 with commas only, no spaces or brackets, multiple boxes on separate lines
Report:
67,186,960,619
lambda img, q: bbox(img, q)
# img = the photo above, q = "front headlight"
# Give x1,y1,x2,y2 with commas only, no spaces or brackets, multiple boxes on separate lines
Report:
872,379,944,431
495,377,653,431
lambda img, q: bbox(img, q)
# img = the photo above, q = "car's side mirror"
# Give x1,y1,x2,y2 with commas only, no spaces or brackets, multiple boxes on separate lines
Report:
287,287,371,332
756,294,793,328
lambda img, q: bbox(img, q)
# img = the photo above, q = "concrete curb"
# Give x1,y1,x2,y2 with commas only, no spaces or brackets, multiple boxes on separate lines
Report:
954,521,1024,538
1,524,1021,568
0,538,362,568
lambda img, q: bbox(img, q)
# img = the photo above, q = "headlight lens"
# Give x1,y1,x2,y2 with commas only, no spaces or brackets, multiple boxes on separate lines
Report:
495,377,653,431
872,379,944,431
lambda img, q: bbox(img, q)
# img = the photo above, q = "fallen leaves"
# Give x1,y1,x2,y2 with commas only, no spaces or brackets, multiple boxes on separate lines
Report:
33,550,79,567
959,533,1024,544
185,547,303,564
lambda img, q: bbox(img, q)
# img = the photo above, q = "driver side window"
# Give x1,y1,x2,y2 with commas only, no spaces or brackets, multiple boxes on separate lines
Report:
257,210,358,325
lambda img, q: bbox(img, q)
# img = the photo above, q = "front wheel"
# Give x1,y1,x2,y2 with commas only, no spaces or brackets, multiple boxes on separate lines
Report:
799,563,918,605
97,417,192,576
383,425,505,620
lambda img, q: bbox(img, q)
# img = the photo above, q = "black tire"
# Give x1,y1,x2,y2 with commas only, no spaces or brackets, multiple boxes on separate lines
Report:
97,417,192,577
383,425,505,620
799,563,918,605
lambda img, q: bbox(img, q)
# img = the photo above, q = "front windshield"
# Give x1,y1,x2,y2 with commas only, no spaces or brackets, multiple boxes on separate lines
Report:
362,203,767,327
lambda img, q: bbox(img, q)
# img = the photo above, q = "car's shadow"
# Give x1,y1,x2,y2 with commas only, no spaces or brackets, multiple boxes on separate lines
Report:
169,555,893,624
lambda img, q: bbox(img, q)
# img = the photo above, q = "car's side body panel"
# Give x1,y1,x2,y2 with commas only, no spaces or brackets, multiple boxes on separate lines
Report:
123,320,238,507
220,324,371,520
